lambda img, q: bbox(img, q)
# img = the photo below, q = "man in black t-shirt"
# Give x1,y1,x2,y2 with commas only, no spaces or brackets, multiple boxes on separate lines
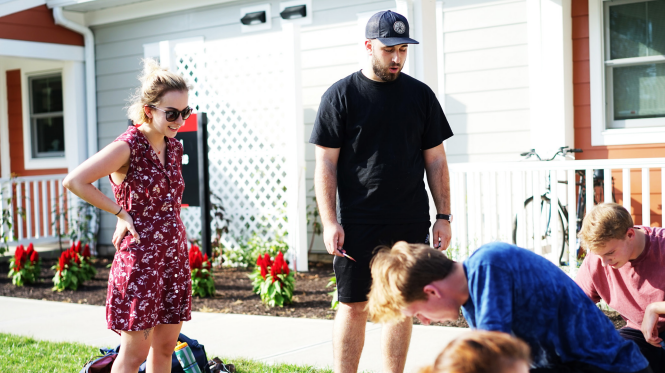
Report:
309,10,454,373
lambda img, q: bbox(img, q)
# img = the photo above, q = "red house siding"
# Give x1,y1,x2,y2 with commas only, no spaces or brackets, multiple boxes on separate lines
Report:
0,5,83,46
572,0,663,226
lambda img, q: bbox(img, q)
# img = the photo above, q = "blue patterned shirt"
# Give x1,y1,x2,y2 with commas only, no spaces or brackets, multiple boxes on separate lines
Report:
462,242,648,372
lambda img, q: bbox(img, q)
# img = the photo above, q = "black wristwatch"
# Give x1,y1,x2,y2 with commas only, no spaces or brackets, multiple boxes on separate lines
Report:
436,214,453,223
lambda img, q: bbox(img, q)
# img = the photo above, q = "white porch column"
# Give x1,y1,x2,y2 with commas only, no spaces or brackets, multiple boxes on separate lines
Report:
527,0,574,157
63,61,87,172
0,63,9,178
411,0,439,95
395,0,415,77
283,23,308,272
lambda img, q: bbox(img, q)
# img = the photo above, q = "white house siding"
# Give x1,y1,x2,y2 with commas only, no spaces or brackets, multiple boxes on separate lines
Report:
92,0,395,253
441,0,531,163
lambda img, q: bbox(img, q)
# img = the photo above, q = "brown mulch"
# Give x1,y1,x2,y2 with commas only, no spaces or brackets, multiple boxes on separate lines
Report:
0,257,624,329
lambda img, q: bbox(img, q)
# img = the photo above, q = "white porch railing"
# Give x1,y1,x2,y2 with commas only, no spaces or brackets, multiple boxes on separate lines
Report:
448,158,665,276
0,174,72,246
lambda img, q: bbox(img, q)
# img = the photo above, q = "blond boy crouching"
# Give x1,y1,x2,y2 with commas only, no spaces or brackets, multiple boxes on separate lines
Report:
576,202,665,371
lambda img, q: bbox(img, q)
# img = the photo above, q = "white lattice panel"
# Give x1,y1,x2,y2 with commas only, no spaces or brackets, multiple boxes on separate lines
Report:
176,33,291,250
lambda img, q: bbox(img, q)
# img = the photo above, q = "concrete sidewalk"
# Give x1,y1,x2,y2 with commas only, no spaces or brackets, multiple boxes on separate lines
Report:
0,296,469,372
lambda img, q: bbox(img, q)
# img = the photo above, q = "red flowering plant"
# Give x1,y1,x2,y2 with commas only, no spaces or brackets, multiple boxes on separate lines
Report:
76,241,97,282
51,241,96,291
189,245,215,297
248,251,295,307
8,243,41,286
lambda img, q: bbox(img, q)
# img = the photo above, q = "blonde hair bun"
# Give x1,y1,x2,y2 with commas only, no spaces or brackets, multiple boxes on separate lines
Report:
126,58,190,125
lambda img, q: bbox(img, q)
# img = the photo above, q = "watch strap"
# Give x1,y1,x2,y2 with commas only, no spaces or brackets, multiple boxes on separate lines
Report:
436,214,451,221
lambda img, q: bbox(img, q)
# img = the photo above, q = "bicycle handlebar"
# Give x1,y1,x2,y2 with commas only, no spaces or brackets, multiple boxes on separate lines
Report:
519,146,583,161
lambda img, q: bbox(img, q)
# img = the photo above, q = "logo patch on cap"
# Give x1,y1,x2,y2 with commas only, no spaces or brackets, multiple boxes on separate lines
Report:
393,21,406,34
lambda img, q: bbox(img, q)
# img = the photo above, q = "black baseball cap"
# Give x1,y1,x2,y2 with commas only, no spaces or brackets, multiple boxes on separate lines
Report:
365,10,419,47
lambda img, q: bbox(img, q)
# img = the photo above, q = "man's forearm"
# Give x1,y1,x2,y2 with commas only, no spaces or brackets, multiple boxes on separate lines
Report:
314,161,338,225
426,158,450,214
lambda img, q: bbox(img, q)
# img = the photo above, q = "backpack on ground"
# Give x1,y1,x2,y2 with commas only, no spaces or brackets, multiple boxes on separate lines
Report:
79,333,211,373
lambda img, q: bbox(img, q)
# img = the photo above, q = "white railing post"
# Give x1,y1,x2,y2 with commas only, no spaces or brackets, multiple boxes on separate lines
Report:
488,171,498,242
517,170,527,247
16,181,24,240
459,172,468,260
59,183,66,239
0,180,6,240
8,180,14,241
623,168,631,213
471,171,482,252
662,168,665,225
449,172,457,253
51,179,58,240
642,168,650,226
502,171,513,243
550,169,559,264
26,182,33,239
604,168,612,203
533,170,542,255
585,168,594,216
33,181,41,239
567,169,578,276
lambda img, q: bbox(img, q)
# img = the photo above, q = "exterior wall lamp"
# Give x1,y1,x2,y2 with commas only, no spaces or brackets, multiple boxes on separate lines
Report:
240,4,272,33
280,5,306,20
240,11,266,25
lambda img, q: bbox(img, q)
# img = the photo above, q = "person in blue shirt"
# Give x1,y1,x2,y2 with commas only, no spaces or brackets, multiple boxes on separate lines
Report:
367,241,651,373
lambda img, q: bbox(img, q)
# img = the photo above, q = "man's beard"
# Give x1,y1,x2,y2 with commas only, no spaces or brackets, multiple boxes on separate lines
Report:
371,54,403,82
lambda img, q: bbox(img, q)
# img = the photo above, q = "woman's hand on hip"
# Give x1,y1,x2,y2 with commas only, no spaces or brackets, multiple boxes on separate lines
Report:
112,209,140,250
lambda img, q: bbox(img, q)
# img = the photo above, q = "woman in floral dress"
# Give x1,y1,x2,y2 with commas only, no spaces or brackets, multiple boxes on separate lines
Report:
63,59,192,372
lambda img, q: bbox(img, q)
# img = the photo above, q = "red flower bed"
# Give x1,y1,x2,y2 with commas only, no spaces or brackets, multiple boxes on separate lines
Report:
250,251,295,307
189,245,215,297
8,243,40,286
51,241,96,291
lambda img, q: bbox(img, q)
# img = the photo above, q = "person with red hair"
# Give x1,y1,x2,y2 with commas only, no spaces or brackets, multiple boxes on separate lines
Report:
417,331,530,373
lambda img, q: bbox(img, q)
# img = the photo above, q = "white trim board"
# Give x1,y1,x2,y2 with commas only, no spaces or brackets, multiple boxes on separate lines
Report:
527,0,574,155
0,0,45,18
0,39,84,62
66,0,238,27
441,0,525,12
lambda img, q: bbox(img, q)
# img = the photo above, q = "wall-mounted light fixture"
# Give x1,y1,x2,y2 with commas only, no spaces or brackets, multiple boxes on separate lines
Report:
241,11,266,25
240,4,272,33
279,0,312,25
280,5,306,20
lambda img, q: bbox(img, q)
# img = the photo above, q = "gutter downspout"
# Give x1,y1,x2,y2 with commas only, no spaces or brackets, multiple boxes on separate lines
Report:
52,7,98,159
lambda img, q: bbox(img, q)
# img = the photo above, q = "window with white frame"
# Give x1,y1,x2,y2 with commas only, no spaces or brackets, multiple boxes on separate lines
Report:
29,74,65,158
604,0,665,129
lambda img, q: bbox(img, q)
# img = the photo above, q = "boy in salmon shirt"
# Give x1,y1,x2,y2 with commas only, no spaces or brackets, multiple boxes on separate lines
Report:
576,203,665,371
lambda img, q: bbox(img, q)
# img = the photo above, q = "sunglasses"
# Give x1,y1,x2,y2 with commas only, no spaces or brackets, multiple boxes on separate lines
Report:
147,105,193,122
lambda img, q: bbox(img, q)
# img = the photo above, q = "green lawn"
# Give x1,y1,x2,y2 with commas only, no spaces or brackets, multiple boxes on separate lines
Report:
0,333,337,373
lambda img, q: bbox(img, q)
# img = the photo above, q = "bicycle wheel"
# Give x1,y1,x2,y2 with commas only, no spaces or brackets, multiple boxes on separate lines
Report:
513,195,567,264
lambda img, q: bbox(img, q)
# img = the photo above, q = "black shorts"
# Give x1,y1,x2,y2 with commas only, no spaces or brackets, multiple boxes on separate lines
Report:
618,327,664,372
334,222,430,303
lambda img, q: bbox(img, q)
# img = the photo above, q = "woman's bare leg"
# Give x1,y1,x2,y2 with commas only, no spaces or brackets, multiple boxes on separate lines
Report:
110,329,152,373
146,322,183,373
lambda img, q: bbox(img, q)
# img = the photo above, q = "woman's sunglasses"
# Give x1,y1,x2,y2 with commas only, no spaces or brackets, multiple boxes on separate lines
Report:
147,105,193,122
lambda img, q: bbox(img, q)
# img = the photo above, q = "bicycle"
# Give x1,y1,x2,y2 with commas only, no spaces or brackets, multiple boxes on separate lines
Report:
512,147,615,266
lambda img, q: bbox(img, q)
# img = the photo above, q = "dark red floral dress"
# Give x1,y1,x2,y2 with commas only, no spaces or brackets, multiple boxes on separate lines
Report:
106,126,192,332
